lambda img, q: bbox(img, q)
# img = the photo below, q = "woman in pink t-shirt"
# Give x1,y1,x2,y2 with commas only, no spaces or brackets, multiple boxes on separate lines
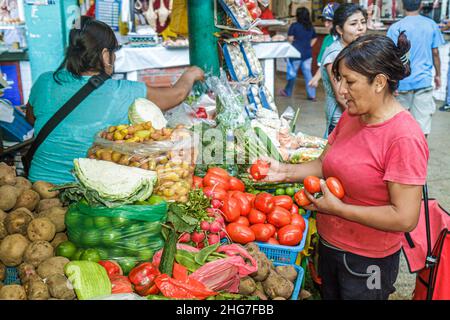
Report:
260,33,428,300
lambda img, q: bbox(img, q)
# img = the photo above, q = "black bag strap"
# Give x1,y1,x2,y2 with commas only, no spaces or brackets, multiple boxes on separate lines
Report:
22,73,110,175
423,184,435,268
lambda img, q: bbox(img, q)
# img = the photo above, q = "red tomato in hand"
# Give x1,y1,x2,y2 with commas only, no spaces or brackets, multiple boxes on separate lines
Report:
272,195,294,211
244,193,256,207
304,176,321,194
203,173,230,190
229,177,245,192
222,197,241,222
278,224,303,246
267,206,291,228
290,214,306,232
230,192,251,216
235,216,250,227
250,160,270,180
203,186,228,202
290,204,299,215
206,167,230,180
192,176,203,189
326,177,345,199
248,209,267,225
294,189,311,207
250,224,274,242
254,192,274,214
226,223,255,244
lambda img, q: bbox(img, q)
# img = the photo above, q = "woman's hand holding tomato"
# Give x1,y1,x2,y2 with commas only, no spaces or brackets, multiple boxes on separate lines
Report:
303,179,345,216
248,157,287,183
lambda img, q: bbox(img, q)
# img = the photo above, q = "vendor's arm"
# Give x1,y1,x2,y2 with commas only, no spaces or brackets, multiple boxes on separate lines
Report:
146,66,204,111
25,103,36,126
305,180,422,232
326,63,347,111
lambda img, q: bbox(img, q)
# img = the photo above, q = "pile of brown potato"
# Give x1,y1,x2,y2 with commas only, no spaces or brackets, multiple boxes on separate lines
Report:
0,162,74,300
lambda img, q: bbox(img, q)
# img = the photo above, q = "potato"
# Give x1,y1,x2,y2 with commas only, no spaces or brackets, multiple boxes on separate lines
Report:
24,241,54,267
37,256,70,279
275,265,298,283
273,297,287,300
250,252,271,282
32,181,59,199
27,218,56,242
0,209,6,222
14,177,32,194
5,208,34,235
38,207,67,232
0,221,7,240
244,243,260,257
37,198,63,213
262,270,294,300
239,276,256,295
252,288,268,300
0,262,5,282
25,278,50,300
0,284,26,300
0,162,16,186
0,234,30,266
18,262,38,284
0,185,19,211
50,233,68,248
47,274,76,300
13,189,40,212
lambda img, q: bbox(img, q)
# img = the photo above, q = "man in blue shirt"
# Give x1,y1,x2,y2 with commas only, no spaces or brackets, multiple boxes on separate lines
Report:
387,0,445,137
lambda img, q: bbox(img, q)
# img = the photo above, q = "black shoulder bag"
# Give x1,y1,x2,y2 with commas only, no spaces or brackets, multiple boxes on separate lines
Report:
22,73,110,177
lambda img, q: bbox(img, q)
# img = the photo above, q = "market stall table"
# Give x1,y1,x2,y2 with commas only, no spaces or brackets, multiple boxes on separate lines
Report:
115,42,301,95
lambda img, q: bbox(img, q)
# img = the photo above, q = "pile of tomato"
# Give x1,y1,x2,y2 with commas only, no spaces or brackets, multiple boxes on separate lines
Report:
193,167,307,246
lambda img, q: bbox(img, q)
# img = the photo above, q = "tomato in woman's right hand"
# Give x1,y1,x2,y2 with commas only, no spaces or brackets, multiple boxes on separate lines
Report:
326,177,345,199
278,224,303,246
304,176,321,194
294,189,311,207
250,160,270,180
226,223,255,244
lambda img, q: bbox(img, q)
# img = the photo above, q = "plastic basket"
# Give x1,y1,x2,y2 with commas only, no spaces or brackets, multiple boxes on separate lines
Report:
256,216,309,264
4,267,20,285
272,262,304,300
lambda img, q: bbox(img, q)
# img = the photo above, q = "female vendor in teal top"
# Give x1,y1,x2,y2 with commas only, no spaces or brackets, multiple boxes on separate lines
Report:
25,17,204,185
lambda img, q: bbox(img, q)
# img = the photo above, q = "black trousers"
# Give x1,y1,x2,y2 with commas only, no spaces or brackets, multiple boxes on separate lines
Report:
318,241,400,300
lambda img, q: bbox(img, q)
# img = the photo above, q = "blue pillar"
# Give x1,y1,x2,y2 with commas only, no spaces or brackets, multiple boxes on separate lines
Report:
24,0,79,82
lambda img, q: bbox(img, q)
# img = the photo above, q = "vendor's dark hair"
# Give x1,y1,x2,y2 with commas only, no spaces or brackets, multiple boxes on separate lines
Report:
331,32,411,94
53,16,120,83
332,3,367,37
296,7,312,30
402,0,422,12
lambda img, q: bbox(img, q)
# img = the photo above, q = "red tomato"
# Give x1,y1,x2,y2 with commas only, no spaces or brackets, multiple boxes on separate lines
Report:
203,186,228,202
267,237,279,245
278,225,303,246
249,160,270,180
271,195,294,211
290,204,299,215
326,177,345,199
206,167,230,180
222,197,241,222
254,192,274,214
230,192,251,216
304,176,321,194
294,189,311,207
192,176,203,189
244,193,256,207
203,173,230,190
290,214,306,232
250,224,274,242
229,177,245,192
248,209,267,225
235,216,250,227
267,206,291,228
266,224,276,237
226,223,255,244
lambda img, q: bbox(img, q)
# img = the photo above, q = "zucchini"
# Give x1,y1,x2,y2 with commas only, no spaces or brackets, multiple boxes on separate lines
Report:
159,228,177,276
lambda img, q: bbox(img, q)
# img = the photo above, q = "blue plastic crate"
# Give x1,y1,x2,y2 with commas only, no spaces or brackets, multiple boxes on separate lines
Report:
272,262,304,300
4,267,20,285
0,103,33,142
256,216,309,264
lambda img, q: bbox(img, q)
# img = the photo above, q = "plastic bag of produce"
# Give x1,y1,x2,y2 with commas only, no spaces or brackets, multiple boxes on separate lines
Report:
88,125,199,203
65,202,167,268
164,100,216,128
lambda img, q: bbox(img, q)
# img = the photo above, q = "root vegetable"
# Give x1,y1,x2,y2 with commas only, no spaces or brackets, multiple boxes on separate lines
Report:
275,265,298,283
25,278,50,300
50,233,68,248
27,218,56,242
0,234,30,266
37,256,70,279
0,284,26,300
37,198,62,213
252,283,268,300
239,276,256,295
32,181,59,199
18,263,38,284
0,221,7,240
0,209,6,222
24,241,54,267
5,208,34,235
273,297,286,300
244,242,260,257
0,185,19,211
262,270,294,300
250,252,271,282
14,177,32,193
38,207,67,232
0,262,5,281
14,189,40,212
47,274,76,300
0,162,16,186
